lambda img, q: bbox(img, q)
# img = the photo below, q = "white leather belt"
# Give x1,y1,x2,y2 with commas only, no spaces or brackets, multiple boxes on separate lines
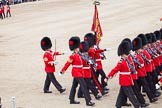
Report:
72,65,83,68
96,59,101,61
120,72,131,75
141,64,144,67
83,67,90,69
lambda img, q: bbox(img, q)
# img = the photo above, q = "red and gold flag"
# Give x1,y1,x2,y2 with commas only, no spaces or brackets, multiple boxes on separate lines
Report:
91,5,103,45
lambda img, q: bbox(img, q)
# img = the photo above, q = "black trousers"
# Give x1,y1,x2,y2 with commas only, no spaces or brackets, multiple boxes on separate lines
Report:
69,78,91,104
96,69,107,88
44,72,62,92
155,66,160,75
151,69,159,85
137,77,154,101
122,80,146,105
115,86,141,108
132,80,146,104
145,72,156,95
0,14,3,19
77,78,99,97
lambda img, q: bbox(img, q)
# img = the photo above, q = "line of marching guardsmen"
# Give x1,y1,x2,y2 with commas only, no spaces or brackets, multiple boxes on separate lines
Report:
0,1,11,19
40,28,162,107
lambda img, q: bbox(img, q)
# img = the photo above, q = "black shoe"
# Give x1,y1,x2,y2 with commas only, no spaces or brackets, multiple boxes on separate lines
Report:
86,101,95,106
103,86,109,91
122,103,131,107
60,88,66,93
44,90,52,93
77,95,84,98
102,90,109,96
150,98,158,103
95,95,102,100
70,100,80,104
155,92,161,97
141,103,149,107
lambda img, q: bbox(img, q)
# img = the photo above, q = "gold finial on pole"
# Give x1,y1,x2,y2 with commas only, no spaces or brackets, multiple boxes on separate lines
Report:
92,0,100,5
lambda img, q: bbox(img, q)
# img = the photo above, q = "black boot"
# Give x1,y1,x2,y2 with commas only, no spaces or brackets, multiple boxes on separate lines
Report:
44,90,52,93
95,94,102,100
86,101,95,106
70,100,80,104
60,88,66,93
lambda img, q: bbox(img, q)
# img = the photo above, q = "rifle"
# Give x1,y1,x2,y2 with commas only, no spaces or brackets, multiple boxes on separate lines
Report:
146,48,156,59
78,52,96,70
153,44,161,55
140,53,150,64
96,45,107,60
129,54,141,67
126,58,137,74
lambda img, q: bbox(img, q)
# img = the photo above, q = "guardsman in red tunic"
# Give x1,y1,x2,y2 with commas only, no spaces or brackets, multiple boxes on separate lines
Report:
60,37,95,106
77,41,102,100
122,38,149,107
6,5,11,17
84,33,109,92
132,37,158,103
0,6,3,19
105,41,141,108
40,37,66,93
150,33,161,76
154,31,162,72
146,33,160,89
158,29,162,89
138,34,161,97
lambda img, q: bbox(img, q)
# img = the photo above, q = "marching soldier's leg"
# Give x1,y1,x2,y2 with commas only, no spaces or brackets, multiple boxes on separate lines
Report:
151,69,159,85
139,77,158,102
100,69,108,89
77,78,95,106
132,80,149,107
48,73,65,93
43,73,51,93
116,87,127,108
85,78,101,100
123,86,141,108
77,86,83,98
69,78,80,104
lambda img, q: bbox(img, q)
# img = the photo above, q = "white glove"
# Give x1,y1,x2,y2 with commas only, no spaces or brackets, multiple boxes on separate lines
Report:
58,72,63,76
155,84,160,90
53,61,58,65
105,48,112,51
94,45,98,49
88,60,93,64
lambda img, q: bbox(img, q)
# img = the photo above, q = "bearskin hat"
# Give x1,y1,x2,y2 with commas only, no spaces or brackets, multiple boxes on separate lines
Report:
40,37,52,51
69,36,80,51
137,34,148,46
84,33,96,47
145,33,152,43
117,41,130,56
121,38,133,51
154,30,161,40
132,37,142,51
79,41,89,53
150,33,157,43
